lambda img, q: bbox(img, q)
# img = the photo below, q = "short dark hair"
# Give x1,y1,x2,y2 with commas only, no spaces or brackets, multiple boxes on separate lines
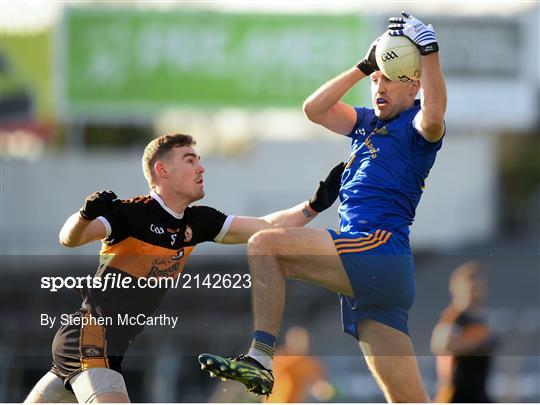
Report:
450,260,484,289
142,134,195,187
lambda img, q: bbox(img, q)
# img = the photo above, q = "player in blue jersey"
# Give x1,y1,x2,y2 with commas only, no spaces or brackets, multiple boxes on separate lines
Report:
199,13,447,402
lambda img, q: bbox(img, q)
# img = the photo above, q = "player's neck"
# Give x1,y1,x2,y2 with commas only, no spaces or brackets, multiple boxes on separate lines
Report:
453,300,482,313
151,188,190,217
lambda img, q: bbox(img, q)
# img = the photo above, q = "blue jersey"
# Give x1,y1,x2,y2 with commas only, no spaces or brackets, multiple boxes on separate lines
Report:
339,100,442,241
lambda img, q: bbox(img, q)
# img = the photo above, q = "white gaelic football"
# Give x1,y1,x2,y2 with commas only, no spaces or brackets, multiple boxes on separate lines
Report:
375,33,421,82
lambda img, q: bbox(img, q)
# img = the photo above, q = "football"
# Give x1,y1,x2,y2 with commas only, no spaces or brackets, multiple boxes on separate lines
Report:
375,32,421,82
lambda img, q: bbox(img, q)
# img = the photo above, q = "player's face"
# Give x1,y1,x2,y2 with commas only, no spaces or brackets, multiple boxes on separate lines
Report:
370,71,419,120
165,146,205,201
469,275,486,305
453,275,486,307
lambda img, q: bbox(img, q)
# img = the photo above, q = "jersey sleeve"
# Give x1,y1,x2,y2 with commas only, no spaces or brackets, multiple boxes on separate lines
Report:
346,107,370,138
96,203,132,244
190,206,233,243
411,111,444,153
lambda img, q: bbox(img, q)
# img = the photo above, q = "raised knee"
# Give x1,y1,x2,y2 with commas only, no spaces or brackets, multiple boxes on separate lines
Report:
247,230,280,255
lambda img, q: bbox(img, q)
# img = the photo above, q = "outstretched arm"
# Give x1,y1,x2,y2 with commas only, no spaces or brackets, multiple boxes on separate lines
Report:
59,191,118,247
219,163,344,244
219,202,317,245
302,39,379,136
431,322,495,356
59,213,107,247
388,12,447,142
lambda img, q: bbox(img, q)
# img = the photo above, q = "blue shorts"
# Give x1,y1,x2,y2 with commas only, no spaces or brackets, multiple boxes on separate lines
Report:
327,229,415,339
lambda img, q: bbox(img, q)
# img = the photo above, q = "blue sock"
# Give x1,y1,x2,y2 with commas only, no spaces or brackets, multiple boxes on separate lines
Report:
247,330,276,368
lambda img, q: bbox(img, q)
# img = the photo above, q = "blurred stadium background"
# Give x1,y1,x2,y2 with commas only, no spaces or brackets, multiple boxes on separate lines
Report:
1,0,539,402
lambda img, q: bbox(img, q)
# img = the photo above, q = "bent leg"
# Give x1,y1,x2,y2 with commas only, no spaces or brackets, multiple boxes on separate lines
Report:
70,368,130,403
247,228,426,401
24,371,77,403
247,227,351,336
357,319,429,402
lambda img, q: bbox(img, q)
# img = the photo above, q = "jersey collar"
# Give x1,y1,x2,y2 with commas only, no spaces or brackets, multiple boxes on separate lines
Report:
150,190,184,219
394,99,421,119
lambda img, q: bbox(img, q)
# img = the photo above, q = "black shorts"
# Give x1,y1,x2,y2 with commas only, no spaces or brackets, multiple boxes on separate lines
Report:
49,311,125,386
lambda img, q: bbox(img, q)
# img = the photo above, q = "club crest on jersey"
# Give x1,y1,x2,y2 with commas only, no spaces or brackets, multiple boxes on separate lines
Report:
373,126,388,136
184,225,193,242
172,248,184,260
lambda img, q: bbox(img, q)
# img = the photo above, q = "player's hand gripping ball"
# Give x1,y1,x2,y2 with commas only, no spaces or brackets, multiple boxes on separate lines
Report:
376,12,439,82
356,37,380,76
80,190,119,220
388,11,439,55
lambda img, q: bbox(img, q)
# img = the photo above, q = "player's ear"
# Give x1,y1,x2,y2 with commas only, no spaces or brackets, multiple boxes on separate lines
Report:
410,80,421,97
154,161,169,180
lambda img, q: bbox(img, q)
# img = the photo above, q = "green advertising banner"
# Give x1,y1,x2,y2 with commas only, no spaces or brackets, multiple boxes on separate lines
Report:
60,8,370,118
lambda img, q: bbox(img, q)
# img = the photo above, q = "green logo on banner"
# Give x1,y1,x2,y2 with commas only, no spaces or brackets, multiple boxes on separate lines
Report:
61,8,370,118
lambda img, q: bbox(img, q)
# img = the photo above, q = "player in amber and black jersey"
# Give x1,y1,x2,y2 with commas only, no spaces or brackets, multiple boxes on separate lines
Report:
431,261,497,402
25,133,344,403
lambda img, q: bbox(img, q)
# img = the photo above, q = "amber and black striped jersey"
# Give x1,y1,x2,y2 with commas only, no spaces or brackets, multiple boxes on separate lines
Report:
82,190,233,345
435,306,494,403
49,190,233,383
